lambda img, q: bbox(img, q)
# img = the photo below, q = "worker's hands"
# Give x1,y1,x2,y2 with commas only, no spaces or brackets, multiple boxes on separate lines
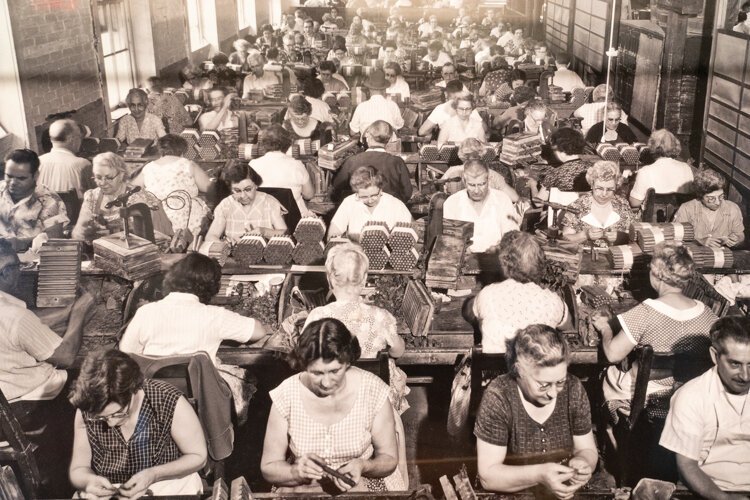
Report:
81,219,106,241
537,463,577,500
567,456,593,489
119,468,156,498
83,475,117,497
591,310,613,335
702,236,724,248
602,129,618,142
292,453,326,483
333,458,363,491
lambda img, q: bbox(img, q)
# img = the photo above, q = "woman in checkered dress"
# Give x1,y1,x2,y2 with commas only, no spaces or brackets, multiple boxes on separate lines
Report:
593,244,718,424
68,350,206,496
262,318,405,493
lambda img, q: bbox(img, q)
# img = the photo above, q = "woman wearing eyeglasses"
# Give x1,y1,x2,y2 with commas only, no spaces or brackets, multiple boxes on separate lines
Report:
68,349,207,497
475,324,597,498
437,94,487,147
674,168,745,248
205,162,287,243
328,166,412,242
71,152,173,242
560,161,634,245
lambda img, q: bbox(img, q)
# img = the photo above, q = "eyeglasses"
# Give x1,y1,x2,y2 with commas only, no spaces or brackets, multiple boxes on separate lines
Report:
593,186,616,194
456,107,473,112
232,185,258,195
84,402,131,424
704,194,725,203
93,173,120,182
357,191,382,202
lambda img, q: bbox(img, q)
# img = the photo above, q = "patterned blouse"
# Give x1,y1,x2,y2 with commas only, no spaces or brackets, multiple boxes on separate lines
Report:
206,192,286,242
541,159,592,192
147,93,192,134
304,299,410,414
269,368,405,491
474,374,592,466
84,379,182,484
560,193,634,235
115,113,166,144
481,68,513,96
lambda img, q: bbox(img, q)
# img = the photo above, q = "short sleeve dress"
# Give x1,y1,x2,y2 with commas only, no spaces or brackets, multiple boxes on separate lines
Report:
304,300,410,414
269,368,405,492
560,193,634,246
474,374,592,466
603,298,718,422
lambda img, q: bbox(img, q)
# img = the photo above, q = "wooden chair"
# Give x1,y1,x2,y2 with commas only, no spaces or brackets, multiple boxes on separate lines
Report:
355,351,390,385
57,189,82,228
0,389,42,499
257,187,302,231
469,346,508,416
640,188,694,223
424,191,448,258
503,118,524,136
606,345,712,486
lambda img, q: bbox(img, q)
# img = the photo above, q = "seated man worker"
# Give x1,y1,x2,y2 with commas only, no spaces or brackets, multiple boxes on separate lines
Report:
660,316,750,499
422,41,453,70
38,119,93,199
418,80,483,138
332,120,412,203
1,149,69,252
443,160,520,253
242,53,281,98
349,69,404,146
0,240,96,495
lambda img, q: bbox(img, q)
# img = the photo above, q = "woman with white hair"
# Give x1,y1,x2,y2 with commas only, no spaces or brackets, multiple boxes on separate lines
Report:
304,242,408,414
229,39,257,72
561,161,634,244
72,152,172,241
629,129,694,208
116,88,166,144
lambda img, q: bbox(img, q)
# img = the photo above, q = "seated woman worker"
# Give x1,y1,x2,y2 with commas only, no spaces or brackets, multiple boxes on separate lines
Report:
68,349,207,497
261,318,404,493
475,324,598,498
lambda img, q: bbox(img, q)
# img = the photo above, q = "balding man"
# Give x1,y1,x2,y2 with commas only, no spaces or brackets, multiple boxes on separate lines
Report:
443,160,519,253
242,54,281,98
332,120,412,203
38,119,93,199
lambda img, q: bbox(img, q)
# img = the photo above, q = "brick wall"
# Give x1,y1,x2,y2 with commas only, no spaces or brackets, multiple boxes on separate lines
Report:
8,0,107,148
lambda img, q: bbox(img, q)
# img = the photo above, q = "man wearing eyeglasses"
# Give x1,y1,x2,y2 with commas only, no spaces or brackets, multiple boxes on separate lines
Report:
1,149,69,252
443,160,520,253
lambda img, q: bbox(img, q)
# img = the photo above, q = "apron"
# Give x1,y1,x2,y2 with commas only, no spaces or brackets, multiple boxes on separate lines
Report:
700,391,750,491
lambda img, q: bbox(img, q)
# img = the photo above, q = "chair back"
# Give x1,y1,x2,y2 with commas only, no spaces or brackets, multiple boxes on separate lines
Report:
257,187,302,231
0,388,41,498
504,118,523,136
424,191,448,256
547,188,581,228
57,189,82,227
628,345,712,430
469,346,508,415
641,188,694,223
355,351,390,385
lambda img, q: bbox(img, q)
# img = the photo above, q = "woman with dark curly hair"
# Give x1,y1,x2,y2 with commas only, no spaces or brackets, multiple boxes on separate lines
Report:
674,168,744,248
119,252,266,363
282,95,333,142
475,325,597,497
68,349,206,496
261,318,405,493
528,128,591,200
468,231,569,353
593,243,718,424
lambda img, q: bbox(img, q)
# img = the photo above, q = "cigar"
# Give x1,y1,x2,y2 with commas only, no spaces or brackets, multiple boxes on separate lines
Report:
310,457,356,487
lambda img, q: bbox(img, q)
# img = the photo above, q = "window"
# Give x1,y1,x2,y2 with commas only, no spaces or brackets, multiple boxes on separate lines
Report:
187,0,208,50
238,0,256,31
97,0,136,109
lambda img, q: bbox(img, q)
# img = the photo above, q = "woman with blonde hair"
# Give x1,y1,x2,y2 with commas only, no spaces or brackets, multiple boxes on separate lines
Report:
594,243,718,423
629,128,695,207
304,242,409,413
561,160,633,244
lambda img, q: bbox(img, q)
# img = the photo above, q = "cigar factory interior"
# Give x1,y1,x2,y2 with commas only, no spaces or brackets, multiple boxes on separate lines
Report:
4,0,750,498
